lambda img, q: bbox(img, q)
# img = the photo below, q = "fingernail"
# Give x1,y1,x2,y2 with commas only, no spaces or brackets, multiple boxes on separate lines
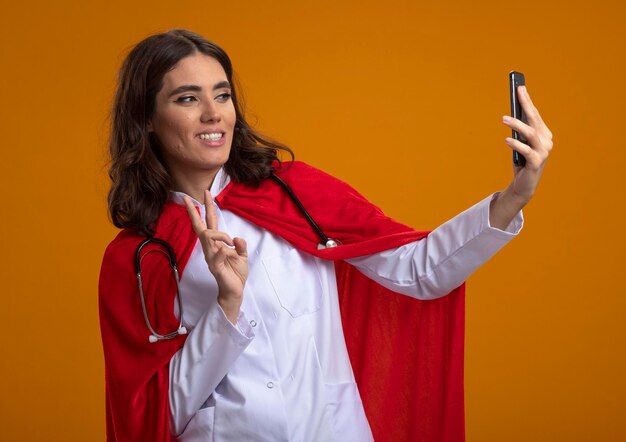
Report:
503,116,512,123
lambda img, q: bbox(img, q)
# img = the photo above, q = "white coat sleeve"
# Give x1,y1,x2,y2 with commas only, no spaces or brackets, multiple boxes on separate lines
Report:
168,303,254,436
346,193,523,299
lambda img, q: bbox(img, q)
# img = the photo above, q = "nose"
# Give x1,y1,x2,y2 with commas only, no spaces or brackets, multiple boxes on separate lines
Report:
200,101,221,123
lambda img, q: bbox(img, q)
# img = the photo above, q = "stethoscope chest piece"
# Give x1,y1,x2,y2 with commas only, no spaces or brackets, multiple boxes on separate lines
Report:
317,239,338,249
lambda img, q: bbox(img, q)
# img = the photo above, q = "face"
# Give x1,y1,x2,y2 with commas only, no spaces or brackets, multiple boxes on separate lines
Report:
149,53,236,185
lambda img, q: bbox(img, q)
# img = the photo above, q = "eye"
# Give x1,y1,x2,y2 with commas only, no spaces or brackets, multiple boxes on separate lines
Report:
175,95,197,103
216,92,232,102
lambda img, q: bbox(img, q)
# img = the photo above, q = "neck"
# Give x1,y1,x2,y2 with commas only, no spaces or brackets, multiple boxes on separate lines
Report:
170,167,221,202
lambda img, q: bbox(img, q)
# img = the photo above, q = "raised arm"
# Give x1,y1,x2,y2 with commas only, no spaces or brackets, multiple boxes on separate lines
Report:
349,87,552,298
347,193,522,299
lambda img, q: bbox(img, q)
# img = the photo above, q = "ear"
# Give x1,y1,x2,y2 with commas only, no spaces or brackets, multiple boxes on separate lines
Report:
147,121,154,132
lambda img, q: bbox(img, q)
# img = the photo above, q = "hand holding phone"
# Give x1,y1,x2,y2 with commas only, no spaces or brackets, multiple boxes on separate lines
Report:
493,72,553,229
509,71,527,167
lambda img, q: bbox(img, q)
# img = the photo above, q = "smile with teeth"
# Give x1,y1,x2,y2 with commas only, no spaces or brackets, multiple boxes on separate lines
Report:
198,133,223,140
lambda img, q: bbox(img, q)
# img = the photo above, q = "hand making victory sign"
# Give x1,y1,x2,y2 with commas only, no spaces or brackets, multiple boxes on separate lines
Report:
490,85,554,230
183,190,248,324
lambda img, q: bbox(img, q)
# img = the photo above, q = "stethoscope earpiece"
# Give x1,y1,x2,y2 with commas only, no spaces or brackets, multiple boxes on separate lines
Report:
148,326,187,344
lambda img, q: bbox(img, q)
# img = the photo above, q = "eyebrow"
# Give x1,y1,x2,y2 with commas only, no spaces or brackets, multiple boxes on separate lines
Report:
167,81,231,98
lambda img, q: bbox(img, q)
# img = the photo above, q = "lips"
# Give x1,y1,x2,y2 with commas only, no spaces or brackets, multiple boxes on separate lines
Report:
196,130,227,146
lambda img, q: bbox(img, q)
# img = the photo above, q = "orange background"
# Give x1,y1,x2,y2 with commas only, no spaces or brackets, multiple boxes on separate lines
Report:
1,0,625,440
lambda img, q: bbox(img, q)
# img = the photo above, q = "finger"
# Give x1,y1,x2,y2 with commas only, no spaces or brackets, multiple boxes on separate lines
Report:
502,115,527,131
203,231,235,247
183,196,207,234
211,243,243,267
503,116,554,160
233,237,248,258
517,86,545,127
204,189,219,231
505,137,536,161
502,115,535,141
519,87,553,139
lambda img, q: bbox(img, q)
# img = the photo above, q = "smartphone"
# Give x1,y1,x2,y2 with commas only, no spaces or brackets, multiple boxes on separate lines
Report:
509,71,527,167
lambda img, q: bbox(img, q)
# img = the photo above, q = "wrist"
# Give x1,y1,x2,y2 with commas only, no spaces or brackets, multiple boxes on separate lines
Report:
490,187,527,231
217,295,242,324
499,185,530,212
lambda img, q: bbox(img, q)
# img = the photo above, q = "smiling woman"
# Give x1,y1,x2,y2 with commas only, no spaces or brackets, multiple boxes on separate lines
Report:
99,28,551,442
147,54,237,202
107,29,292,237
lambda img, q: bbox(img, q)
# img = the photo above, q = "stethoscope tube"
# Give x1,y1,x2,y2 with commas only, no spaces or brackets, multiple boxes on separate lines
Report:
270,173,337,249
135,237,188,343
135,174,336,343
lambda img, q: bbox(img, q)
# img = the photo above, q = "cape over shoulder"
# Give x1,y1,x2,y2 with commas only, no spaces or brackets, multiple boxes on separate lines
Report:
99,205,197,442
216,160,429,259
99,161,466,442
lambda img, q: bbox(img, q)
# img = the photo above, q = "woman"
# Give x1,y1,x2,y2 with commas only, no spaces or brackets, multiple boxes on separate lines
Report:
99,29,552,441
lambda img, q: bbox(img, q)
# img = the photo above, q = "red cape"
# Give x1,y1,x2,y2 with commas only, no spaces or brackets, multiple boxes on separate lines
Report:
99,161,465,441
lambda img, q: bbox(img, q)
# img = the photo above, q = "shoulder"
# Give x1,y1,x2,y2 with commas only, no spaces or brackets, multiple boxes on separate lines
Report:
100,203,189,271
100,229,143,283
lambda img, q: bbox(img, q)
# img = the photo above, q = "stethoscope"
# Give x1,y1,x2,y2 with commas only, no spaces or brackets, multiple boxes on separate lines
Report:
135,173,337,343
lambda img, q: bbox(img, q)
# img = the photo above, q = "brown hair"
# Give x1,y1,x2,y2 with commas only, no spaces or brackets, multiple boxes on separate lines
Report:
108,29,293,236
